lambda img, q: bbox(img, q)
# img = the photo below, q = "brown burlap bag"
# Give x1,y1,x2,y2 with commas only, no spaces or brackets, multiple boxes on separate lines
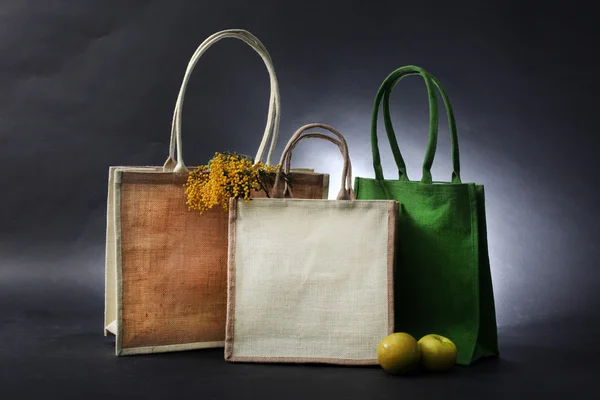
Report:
104,30,329,356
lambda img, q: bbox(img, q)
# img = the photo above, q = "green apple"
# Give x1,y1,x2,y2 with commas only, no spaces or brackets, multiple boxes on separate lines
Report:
377,332,421,374
417,334,457,372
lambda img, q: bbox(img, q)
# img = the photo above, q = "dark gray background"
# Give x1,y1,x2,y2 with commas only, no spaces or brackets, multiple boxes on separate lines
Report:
1,0,598,398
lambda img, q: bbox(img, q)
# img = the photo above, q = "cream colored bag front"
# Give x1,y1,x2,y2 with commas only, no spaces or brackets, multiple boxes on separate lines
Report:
104,30,329,356
225,124,398,365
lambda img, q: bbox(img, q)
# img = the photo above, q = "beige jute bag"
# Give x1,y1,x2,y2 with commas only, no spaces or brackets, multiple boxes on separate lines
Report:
225,123,398,365
104,30,330,356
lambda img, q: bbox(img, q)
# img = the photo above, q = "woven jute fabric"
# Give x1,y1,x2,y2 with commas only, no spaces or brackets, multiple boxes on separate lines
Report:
224,123,398,365
104,29,333,355
111,169,327,355
225,199,397,365
118,172,226,350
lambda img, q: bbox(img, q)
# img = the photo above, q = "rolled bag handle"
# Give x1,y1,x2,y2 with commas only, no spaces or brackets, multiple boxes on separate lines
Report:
273,123,355,200
163,29,280,173
280,133,353,199
371,65,461,184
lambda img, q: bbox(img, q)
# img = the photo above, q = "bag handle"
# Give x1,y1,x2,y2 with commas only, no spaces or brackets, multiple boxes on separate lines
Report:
383,68,461,183
371,65,461,184
275,133,352,200
164,29,280,173
281,133,352,198
273,123,355,200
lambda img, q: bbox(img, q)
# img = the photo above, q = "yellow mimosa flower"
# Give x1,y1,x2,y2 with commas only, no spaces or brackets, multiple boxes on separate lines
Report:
184,152,280,214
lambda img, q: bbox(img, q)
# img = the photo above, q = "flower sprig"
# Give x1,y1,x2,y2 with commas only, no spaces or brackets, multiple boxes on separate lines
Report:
184,152,280,214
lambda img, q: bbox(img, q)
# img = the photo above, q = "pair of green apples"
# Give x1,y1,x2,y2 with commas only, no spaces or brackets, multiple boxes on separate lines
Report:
377,333,457,374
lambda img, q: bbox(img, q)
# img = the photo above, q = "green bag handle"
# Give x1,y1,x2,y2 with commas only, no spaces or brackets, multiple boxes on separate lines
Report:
383,69,461,184
371,65,461,184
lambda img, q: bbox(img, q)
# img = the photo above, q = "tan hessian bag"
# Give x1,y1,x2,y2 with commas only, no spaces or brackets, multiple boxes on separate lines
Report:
225,123,397,365
104,30,329,356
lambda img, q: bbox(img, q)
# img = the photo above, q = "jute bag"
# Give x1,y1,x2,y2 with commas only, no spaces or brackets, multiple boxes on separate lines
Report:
104,30,329,356
225,123,398,365
354,65,499,365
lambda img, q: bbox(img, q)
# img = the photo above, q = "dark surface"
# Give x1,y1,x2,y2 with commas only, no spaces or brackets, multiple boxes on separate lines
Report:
1,281,597,399
1,0,598,398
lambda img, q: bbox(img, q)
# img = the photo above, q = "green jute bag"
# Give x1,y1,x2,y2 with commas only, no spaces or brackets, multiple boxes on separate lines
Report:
354,65,499,365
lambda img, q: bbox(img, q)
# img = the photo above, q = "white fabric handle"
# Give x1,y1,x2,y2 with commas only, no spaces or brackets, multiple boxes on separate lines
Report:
163,29,281,173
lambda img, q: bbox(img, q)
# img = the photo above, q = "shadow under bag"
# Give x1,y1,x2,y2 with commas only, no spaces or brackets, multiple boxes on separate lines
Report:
354,65,499,365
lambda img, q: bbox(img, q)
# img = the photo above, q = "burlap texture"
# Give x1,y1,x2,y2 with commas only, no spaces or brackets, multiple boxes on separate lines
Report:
114,170,327,355
224,124,398,365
